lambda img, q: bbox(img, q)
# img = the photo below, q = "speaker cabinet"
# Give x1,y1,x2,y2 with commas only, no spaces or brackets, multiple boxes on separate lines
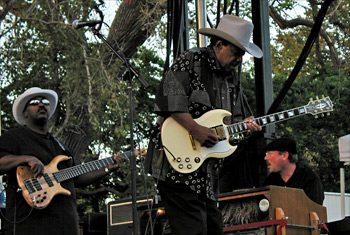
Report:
107,196,167,235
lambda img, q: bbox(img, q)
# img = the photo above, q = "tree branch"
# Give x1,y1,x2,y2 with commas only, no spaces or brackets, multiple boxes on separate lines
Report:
269,6,340,68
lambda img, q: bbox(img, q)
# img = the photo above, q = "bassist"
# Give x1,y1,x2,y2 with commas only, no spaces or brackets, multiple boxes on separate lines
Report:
0,87,124,235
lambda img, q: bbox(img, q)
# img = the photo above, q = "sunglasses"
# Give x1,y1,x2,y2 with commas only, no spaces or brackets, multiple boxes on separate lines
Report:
27,99,50,106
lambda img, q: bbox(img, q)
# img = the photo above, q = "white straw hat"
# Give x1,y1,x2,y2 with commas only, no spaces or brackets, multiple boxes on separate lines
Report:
198,15,263,58
12,87,58,125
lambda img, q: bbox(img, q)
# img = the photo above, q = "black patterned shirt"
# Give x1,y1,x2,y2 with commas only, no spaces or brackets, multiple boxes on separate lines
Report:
146,47,241,200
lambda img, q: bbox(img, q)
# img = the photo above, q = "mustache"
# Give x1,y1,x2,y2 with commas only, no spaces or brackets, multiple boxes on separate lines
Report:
37,106,48,112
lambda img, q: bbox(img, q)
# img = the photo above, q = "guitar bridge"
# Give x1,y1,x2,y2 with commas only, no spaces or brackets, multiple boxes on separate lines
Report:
212,125,226,140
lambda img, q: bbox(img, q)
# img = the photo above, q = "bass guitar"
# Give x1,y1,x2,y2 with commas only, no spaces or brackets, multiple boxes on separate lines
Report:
16,149,146,209
161,97,333,173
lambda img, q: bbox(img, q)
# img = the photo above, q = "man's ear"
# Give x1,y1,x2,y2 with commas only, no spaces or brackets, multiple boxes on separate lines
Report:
282,152,289,161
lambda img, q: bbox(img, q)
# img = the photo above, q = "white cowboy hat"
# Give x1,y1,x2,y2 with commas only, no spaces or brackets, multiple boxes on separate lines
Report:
198,15,263,58
12,87,58,125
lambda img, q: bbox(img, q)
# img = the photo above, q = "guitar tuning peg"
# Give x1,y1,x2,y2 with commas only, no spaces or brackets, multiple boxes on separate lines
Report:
321,114,325,117
322,95,325,98
327,113,331,116
309,97,313,101
315,115,318,119
316,96,319,100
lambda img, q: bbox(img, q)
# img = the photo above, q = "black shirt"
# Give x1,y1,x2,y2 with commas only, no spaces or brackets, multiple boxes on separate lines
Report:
263,164,324,205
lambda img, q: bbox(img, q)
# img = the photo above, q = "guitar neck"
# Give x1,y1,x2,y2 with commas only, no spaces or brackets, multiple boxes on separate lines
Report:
52,151,136,183
227,105,308,135
53,157,115,183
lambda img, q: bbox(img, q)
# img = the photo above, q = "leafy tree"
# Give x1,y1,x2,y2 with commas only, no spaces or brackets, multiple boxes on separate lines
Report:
0,0,166,218
266,0,350,192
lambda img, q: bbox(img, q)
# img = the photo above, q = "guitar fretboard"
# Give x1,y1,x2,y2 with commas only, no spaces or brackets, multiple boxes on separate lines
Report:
226,106,307,135
52,151,135,182
53,157,114,182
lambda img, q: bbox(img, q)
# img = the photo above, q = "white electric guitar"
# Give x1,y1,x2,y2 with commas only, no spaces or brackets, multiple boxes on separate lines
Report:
161,97,333,173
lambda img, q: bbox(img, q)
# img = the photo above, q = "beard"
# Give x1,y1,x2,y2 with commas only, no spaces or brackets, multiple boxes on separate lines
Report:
34,116,48,126
34,107,49,125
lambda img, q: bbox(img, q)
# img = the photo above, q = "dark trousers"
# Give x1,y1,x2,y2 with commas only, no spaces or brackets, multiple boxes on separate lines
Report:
157,180,224,235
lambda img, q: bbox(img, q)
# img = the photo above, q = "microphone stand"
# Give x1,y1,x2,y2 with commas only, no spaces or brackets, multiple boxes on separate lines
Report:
91,26,149,235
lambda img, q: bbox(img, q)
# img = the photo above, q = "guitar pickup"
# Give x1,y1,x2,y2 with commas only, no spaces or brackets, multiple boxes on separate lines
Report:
32,178,43,191
44,173,54,187
212,126,226,140
23,179,36,194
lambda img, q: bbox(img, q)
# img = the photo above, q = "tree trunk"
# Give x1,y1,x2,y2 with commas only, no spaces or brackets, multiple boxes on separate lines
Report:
102,0,167,67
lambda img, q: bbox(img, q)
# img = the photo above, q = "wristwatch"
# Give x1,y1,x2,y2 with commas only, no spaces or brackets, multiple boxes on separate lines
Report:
104,167,111,175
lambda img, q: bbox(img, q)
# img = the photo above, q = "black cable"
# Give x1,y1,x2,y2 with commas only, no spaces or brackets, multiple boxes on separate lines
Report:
0,188,35,225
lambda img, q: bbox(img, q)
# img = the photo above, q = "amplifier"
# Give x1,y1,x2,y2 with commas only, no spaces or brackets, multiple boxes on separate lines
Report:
107,196,168,235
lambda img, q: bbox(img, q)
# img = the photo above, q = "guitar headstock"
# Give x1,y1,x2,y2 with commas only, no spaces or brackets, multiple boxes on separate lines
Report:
120,148,147,159
305,96,334,117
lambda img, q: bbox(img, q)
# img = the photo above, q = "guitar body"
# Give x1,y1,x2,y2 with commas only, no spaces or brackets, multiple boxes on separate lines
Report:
16,155,71,209
161,109,237,174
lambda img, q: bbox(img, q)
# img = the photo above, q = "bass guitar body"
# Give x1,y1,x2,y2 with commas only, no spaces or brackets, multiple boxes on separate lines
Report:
17,155,71,209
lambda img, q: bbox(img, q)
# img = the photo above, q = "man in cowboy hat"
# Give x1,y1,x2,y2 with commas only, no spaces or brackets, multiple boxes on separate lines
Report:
263,137,324,205
0,87,124,235
145,15,262,235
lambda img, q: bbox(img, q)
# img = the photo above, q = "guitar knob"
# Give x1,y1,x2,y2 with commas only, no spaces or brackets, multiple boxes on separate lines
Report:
194,157,201,163
178,164,183,169
176,158,182,162
187,164,192,169
185,158,190,162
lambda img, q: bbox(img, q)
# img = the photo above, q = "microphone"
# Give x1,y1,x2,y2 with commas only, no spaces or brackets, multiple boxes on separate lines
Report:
72,19,102,29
